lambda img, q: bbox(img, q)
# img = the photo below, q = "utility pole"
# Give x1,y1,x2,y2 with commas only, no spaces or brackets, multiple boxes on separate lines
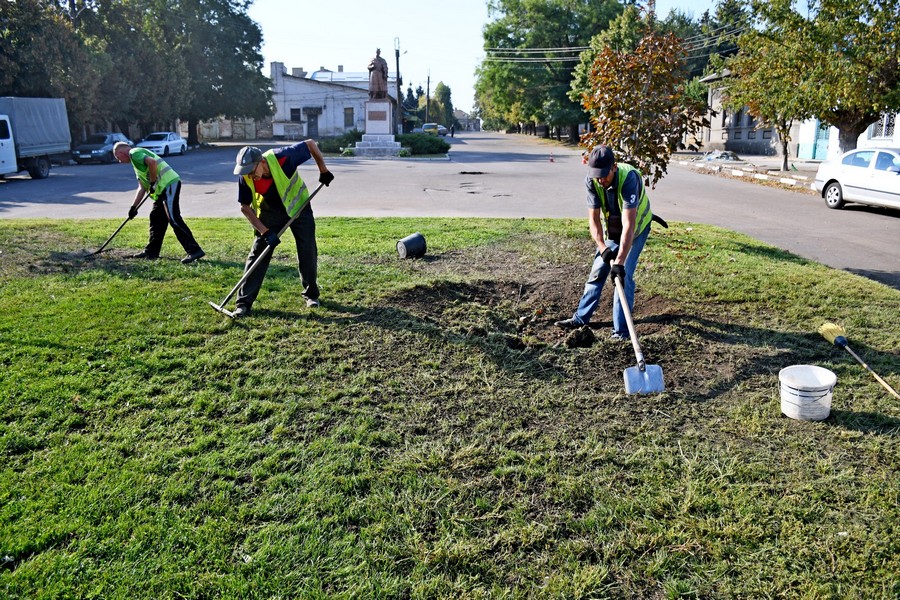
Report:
394,38,402,135
425,73,430,123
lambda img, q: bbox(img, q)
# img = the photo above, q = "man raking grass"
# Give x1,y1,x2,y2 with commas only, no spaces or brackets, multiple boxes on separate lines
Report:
210,141,334,319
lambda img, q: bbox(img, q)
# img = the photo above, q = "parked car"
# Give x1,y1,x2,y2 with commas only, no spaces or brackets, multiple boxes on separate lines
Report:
136,131,187,156
422,123,439,135
437,125,448,136
72,132,131,164
814,147,900,210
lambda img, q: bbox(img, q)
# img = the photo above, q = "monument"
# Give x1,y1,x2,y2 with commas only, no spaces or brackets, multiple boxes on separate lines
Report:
354,48,401,157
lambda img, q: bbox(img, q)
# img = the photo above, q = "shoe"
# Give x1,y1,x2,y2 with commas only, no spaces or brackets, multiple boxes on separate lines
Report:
305,298,320,308
129,250,157,259
609,332,630,342
232,306,250,319
554,318,584,330
181,249,205,264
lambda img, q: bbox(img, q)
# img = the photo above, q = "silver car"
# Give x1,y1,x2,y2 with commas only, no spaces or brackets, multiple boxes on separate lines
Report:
813,147,900,210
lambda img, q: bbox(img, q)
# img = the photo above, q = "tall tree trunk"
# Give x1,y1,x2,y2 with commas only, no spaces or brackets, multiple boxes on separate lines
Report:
187,117,200,147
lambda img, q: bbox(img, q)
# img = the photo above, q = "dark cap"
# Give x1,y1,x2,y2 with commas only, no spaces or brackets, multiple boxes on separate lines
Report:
234,146,263,176
587,145,615,179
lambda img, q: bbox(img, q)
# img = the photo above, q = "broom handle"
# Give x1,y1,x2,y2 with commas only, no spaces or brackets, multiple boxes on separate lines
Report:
843,346,900,400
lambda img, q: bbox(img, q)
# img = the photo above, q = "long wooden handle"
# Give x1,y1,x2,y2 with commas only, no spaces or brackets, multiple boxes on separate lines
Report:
844,346,900,400
613,276,645,370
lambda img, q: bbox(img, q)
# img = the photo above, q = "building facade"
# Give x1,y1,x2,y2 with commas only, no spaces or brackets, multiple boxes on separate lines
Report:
269,62,398,139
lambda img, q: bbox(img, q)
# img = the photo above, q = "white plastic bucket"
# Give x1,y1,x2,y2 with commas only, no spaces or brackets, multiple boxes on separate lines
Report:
779,365,836,421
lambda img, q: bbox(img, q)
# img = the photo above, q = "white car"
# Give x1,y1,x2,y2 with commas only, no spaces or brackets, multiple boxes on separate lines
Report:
136,132,187,157
813,147,900,210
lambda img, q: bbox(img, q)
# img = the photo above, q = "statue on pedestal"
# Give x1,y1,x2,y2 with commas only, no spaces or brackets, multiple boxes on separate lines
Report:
368,48,389,100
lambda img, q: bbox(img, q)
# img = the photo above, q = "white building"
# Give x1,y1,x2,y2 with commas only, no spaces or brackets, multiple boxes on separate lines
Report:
269,62,398,139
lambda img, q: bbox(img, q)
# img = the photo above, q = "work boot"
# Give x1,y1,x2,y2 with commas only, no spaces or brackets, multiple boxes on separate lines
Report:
232,305,250,319
129,250,157,259
305,298,320,308
181,249,206,264
554,317,584,330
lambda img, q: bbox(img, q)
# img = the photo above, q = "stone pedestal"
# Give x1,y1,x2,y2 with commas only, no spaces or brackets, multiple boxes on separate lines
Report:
355,100,401,157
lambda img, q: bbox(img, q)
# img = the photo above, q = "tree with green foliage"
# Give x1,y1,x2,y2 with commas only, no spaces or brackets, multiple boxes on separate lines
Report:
748,0,900,152
476,0,622,140
433,82,456,127
168,0,271,145
714,13,816,170
579,30,709,188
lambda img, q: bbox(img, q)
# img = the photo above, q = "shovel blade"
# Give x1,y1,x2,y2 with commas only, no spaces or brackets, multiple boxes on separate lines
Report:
623,363,665,395
208,301,235,318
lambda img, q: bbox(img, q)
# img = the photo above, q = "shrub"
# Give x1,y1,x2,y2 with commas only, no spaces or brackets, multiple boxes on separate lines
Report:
396,133,450,155
317,129,363,154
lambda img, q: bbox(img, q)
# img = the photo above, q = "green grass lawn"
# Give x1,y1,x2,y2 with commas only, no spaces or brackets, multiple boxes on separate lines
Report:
2,217,898,599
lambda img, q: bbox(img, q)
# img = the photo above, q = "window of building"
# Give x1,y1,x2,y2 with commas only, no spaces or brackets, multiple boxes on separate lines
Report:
344,107,354,128
290,108,303,122
871,113,895,138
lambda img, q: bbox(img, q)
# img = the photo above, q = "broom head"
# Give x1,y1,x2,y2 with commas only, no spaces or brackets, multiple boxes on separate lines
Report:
819,322,848,348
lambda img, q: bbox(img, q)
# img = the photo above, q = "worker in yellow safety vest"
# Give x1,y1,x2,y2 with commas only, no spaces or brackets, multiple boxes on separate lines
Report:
555,145,665,341
230,141,334,318
113,141,205,264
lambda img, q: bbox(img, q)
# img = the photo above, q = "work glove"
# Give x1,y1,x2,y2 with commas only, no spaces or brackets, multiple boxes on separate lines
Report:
319,170,334,187
147,182,156,196
609,263,626,284
128,205,139,220
600,246,618,265
261,229,281,248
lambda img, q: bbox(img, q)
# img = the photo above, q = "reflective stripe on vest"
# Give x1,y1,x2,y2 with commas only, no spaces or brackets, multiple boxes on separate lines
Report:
592,162,653,237
129,148,178,200
242,151,310,218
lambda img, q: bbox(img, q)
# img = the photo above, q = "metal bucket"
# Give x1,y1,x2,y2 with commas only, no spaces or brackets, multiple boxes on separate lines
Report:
397,232,426,259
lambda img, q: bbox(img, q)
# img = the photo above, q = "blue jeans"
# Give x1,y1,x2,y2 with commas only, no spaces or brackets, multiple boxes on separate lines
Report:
571,225,650,337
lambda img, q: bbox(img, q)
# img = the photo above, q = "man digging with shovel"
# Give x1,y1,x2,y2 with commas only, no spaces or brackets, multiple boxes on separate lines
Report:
229,141,334,319
555,145,665,394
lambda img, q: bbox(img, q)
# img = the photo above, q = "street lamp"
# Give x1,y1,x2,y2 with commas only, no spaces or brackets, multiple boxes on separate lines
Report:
394,38,403,135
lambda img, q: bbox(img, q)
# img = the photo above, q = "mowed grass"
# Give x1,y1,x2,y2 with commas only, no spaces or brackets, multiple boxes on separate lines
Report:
1,217,898,599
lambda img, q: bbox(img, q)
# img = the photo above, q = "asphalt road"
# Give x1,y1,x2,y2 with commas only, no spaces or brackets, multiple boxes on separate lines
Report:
1,131,898,289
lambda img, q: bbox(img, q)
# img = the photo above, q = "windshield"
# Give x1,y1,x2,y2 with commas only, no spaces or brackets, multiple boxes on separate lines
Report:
145,133,168,141
84,134,108,144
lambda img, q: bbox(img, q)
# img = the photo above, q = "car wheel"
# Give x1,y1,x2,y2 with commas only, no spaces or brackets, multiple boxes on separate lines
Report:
824,182,845,209
27,157,51,179
103,151,115,164
179,145,186,155
162,145,170,157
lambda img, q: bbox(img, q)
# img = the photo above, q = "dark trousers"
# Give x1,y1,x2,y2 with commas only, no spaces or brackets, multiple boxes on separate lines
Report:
236,204,318,309
145,181,202,257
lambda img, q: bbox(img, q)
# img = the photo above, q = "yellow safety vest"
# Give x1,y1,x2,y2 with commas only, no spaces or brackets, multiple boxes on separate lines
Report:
242,151,310,218
592,162,653,237
129,148,178,200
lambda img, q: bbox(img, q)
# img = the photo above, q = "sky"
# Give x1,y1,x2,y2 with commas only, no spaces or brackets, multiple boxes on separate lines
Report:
247,0,718,114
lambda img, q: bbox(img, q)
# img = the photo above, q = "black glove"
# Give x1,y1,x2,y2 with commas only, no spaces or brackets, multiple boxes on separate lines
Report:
601,246,618,265
261,229,280,248
610,263,626,284
147,182,156,196
318,170,334,187
128,205,139,220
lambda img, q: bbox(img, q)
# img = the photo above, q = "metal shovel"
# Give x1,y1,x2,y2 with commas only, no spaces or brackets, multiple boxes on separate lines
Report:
613,275,665,394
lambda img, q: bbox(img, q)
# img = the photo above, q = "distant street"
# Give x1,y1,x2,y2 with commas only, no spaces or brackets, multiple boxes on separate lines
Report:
1,131,898,289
